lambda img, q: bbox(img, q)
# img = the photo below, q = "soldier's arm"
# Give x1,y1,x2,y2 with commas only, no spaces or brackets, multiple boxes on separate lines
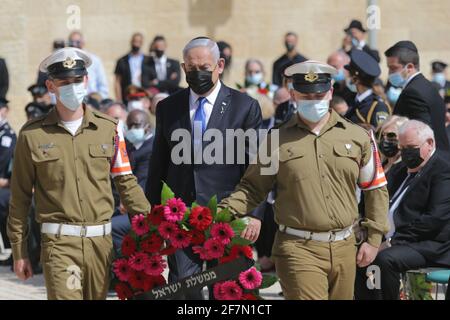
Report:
358,131,390,247
111,121,151,216
7,132,35,260
219,133,277,217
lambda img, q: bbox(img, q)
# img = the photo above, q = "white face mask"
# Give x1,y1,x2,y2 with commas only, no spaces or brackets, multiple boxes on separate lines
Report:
296,98,330,123
57,82,87,111
128,100,144,112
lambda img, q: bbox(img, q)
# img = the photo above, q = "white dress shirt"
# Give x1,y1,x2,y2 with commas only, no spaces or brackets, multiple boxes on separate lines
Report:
154,55,167,81
128,53,144,87
355,88,373,103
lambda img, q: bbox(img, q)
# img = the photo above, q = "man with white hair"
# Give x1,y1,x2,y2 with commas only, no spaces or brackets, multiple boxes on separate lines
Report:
146,37,263,299
369,119,450,299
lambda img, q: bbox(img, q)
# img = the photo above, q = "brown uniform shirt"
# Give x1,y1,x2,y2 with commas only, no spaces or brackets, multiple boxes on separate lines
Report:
7,107,150,260
219,110,389,246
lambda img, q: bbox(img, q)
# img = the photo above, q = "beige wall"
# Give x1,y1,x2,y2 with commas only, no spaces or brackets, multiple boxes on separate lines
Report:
2,0,450,131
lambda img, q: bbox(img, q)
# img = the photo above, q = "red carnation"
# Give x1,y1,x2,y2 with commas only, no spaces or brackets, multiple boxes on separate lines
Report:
141,233,163,253
170,229,191,249
121,235,137,257
191,230,206,245
115,282,133,300
189,206,213,231
148,205,165,226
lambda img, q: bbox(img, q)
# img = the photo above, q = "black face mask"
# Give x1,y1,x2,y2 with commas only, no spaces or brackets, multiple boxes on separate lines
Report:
379,139,399,158
285,42,295,52
154,49,164,58
131,45,141,53
186,70,216,95
401,147,424,169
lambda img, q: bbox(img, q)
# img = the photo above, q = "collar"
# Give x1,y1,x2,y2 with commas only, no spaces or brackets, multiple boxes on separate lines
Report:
154,55,167,63
356,88,373,103
357,40,366,49
286,108,347,132
134,133,153,150
129,53,144,59
42,105,98,130
404,71,421,88
189,80,222,107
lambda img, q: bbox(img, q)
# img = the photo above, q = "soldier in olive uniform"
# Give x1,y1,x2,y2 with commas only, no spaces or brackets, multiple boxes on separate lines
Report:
219,61,389,300
7,48,150,300
344,49,391,130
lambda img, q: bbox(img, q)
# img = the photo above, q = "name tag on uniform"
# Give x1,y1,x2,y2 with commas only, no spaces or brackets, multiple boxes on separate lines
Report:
1,136,12,148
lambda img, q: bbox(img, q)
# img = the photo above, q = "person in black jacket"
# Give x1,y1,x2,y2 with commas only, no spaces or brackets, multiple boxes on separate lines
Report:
370,120,450,300
0,58,9,100
385,40,450,152
342,20,380,62
146,37,263,299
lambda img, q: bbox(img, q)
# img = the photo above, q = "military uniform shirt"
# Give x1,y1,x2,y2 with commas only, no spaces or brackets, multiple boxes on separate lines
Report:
7,107,150,260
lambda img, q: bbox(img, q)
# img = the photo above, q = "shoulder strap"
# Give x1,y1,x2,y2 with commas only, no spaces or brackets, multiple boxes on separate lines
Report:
366,100,379,124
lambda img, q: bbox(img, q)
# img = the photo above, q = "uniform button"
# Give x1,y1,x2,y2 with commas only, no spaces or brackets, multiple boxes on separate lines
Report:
319,154,324,158
322,175,326,179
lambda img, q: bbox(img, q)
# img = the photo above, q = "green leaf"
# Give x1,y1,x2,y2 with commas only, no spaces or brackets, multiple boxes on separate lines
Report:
259,275,278,289
161,182,175,205
230,236,252,246
230,218,247,236
191,202,199,209
207,195,217,218
214,208,232,223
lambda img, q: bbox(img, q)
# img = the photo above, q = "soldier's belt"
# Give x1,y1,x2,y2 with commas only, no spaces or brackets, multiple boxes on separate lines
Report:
279,225,353,242
41,222,112,238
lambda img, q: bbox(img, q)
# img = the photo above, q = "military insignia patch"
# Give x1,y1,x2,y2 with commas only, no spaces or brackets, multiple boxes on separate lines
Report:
304,71,319,83
63,57,76,69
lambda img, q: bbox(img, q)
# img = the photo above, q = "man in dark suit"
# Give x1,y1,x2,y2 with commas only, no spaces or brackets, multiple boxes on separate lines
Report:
385,40,450,152
114,33,147,104
0,58,9,101
272,32,307,86
143,35,181,94
146,37,263,299
343,20,380,62
368,120,450,299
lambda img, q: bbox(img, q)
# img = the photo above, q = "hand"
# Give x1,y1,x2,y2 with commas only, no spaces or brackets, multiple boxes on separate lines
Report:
14,259,33,281
170,72,177,80
356,242,379,268
241,217,261,243
119,202,126,215
0,178,9,188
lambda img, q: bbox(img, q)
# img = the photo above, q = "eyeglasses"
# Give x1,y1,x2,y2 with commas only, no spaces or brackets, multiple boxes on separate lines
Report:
379,131,397,140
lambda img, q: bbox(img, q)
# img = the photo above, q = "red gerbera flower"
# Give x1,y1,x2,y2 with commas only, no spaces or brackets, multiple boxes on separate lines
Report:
148,205,165,226
213,282,226,300
158,221,179,240
230,245,253,260
220,280,243,300
241,293,258,300
115,282,133,300
131,214,149,236
160,245,178,256
141,233,163,253
121,235,137,257
191,230,206,245
189,206,213,231
239,267,262,290
204,238,225,260
170,229,191,249
113,258,132,282
193,245,212,260
128,270,150,290
129,252,149,271
164,198,187,222
144,255,167,276
148,275,166,289
210,222,235,245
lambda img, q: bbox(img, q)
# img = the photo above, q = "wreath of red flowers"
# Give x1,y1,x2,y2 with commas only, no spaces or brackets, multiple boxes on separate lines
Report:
112,183,277,300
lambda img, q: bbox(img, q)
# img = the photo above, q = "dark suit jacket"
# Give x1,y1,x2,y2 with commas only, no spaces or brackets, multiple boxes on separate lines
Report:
143,56,181,94
394,73,450,151
0,58,9,100
127,136,154,189
145,83,263,218
114,53,148,103
391,152,450,266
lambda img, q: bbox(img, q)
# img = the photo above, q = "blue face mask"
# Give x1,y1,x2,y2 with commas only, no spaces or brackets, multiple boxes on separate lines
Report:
125,128,146,145
246,72,263,86
332,69,345,82
432,73,446,88
296,99,330,123
345,77,357,93
351,37,360,47
388,68,407,88
386,86,402,105
57,82,87,111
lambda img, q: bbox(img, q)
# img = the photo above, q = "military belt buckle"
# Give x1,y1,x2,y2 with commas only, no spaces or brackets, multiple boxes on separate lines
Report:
329,232,337,242
80,226,87,238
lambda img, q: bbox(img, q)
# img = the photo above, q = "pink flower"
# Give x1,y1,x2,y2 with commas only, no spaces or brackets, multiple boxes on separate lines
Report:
158,221,179,240
220,280,243,300
213,282,226,300
170,229,191,249
144,255,167,276
239,267,262,290
113,258,132,282
164,198,187,222
204,238,225,259
131,214,150,236
211,223,235,245
129,252,149,271
193,245,212,260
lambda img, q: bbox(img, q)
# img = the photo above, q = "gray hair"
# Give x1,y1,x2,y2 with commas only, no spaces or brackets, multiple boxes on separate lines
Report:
183,38,220,63
245,59,265,74
399,119,435,144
